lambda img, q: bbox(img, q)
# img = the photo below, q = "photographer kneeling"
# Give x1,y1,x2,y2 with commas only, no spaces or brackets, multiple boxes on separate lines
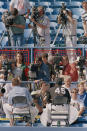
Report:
31,6,51,47
58,8,77,63
8,8,25,46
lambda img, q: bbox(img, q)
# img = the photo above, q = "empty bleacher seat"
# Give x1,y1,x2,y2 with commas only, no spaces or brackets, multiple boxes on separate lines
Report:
48,15,57,21
24,29,33,39
0,8,7,15
38,2,51,8
29,2,35,7
68,1,82,8
0,1,4,7
45,8,53,15
0,22,6,34
0,36,8,47
72,8,84,17
50,22,58,31
52,8,59,15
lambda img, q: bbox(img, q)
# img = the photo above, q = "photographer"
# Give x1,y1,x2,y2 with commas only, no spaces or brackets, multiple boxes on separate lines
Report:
82,1,87,37
8,8,26,46
31,6,51,47
42,53,55,81
35,56,50,82
58,8,77,63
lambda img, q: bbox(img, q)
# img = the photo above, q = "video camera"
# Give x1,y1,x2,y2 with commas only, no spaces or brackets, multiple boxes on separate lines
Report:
78,56,85,68
53,55,63,72
77,56,85,78
2,11,15,28
2,60,12,80
29,63,38,80
31,6,39,22
57,3,68,25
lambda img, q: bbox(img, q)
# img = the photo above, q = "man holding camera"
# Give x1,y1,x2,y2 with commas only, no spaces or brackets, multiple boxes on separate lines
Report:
9,8,26,46
31,6,51,47
58,8,77,63
36,56,50,82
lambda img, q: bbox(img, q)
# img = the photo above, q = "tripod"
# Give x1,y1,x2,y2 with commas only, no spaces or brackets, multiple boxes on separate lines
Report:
52,24,67,46
0,28,11,46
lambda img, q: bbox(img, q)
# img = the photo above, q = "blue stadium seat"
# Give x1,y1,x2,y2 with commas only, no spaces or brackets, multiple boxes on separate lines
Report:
50,22,58,31
77,22,83,29
52,8,59,15
2,2,8,9
24,29,33,39
68,1,82,8
48,15,57,21
0,1,4,7
0,8,7,15
72,8,84,17
45,8,53,15
0,36,8,47
0,22,6,34
38,2,51,8
29,2,35,7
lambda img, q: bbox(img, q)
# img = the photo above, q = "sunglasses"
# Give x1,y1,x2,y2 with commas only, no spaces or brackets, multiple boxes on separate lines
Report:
71,92,78,94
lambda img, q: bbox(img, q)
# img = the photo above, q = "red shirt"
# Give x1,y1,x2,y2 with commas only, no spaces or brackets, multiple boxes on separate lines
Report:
62,63,78,82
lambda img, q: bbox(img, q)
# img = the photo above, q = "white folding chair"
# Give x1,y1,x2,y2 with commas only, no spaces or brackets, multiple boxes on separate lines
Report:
51,96,70,127
12,96,32,126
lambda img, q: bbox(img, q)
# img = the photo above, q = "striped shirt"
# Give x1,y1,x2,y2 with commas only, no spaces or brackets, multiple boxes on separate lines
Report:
82,11,87,22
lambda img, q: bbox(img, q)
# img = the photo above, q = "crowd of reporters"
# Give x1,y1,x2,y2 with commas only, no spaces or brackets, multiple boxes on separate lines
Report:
0,51,87,126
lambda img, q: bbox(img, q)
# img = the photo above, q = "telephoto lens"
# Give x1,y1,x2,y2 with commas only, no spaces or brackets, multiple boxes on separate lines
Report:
1,88,5,94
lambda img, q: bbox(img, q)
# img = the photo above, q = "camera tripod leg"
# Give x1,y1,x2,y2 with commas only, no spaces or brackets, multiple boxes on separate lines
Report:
52,24,62,46
0,30,6,46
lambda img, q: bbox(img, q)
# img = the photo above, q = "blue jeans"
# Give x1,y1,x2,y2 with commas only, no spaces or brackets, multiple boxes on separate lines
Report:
10,33,25,46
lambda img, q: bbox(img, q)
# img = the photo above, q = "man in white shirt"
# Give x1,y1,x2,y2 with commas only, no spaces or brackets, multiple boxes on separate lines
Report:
70,88,84,116
31,6,51,47
58,9,77,63
9,0,30,17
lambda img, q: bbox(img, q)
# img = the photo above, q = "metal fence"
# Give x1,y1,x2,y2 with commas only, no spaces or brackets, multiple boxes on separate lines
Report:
0,46,86,63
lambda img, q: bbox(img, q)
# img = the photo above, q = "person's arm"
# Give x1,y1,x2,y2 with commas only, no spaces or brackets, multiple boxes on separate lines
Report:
9,0,14,12
83,20,87,36
78,101,85,116
57,15,62,24
11,24,25,29
78,107,85,116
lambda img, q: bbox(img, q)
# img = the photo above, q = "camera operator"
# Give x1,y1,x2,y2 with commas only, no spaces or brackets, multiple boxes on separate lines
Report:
58,8,77,63
35,56,50,82
31,6,51,47
42,53,55,81
8,8,26,46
